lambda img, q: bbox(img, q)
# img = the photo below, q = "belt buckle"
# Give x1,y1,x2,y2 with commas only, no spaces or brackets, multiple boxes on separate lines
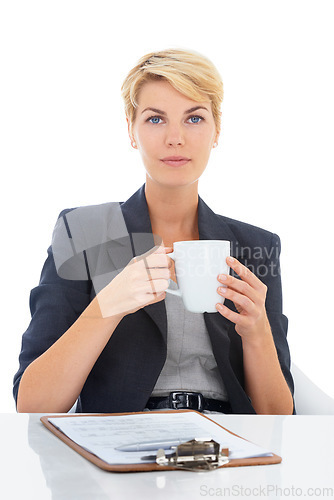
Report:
169,392,204,412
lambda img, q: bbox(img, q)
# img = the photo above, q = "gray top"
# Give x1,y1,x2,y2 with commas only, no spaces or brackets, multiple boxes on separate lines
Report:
152,280,228,401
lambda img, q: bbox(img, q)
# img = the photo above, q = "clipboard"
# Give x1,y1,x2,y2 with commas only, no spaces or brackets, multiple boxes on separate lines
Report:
40,410,282,472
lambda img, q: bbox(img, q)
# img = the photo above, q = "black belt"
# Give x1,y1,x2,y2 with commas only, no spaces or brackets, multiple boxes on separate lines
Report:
146,392,232,414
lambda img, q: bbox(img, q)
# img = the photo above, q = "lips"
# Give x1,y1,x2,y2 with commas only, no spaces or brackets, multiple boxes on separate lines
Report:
160,156,191,167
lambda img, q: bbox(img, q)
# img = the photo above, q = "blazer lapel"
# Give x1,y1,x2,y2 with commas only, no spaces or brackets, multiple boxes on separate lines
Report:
197,196,241,256
197,195,241,327
118,185,168,343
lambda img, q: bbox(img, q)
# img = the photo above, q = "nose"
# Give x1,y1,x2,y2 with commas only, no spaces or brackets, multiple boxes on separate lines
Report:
165,124,185,147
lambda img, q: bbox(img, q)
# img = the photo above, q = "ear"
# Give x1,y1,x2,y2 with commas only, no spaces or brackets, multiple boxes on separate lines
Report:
213,129,221,148
214,112,222,145
126,117,133,142
126,117,138,149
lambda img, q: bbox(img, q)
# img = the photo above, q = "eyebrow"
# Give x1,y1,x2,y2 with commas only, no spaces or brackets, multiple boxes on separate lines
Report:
141,105,210,115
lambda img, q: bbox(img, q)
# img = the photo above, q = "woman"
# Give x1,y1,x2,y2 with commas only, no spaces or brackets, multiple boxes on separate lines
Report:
14,49,294,414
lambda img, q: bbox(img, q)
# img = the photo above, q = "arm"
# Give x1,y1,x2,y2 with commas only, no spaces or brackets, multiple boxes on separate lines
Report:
16,300,124,413
216,244,293,415
241,326,293,415
16,247,172,413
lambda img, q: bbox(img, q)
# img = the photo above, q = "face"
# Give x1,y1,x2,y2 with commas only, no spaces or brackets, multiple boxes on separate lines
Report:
129,80,219,189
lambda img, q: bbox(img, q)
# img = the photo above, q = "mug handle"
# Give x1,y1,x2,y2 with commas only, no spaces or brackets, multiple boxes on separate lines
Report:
165,251,182,297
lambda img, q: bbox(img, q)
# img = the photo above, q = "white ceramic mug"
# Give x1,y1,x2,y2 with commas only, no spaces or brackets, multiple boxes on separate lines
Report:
165,240,231,313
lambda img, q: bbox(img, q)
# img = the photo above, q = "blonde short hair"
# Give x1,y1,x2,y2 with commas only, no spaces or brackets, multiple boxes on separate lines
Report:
121,48,224,135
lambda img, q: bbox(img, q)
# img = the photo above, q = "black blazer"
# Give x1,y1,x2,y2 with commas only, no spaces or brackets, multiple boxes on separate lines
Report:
13,185,294,413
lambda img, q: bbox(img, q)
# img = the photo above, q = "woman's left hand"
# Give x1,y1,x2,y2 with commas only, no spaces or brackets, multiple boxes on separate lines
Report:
216,256,271,343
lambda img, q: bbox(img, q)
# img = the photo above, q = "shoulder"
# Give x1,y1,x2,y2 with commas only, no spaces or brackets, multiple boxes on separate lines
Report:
54,201,127,239
56,200,124,220
51,201,127,283
199,196,280,252
216,212,280,251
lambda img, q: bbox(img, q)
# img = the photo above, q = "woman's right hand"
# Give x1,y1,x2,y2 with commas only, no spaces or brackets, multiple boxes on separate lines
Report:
17,245,173,413
93,245,173,319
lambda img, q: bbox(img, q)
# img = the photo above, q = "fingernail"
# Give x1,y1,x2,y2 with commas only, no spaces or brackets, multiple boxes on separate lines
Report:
218,287,226,294
227,256,234,263
219,274,227,281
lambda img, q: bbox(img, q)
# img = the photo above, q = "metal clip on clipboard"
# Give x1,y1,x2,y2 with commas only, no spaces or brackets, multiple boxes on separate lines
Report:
156,438,229,471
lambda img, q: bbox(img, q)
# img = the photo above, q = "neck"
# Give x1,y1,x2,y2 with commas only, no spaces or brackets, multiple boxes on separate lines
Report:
144,178,199,236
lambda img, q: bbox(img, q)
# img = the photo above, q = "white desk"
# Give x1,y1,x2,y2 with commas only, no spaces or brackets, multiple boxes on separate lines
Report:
1,414,333,499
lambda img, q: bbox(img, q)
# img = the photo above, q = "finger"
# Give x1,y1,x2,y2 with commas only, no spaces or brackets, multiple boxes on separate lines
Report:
148,291,167,305
134,245,173,267
216,303,249,327
217,275,259,303
144,253,171,269
134,244,171,264
217,286,255,313
153,245,174,254
145,268,171,281
145,278,170,295
225,257,265,292
134,253,169,269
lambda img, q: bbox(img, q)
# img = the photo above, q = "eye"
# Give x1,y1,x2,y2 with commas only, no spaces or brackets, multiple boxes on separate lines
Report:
147,116,163,124
188,115,203,124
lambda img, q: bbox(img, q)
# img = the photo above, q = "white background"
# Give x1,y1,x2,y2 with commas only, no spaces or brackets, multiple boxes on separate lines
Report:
1,0,333,412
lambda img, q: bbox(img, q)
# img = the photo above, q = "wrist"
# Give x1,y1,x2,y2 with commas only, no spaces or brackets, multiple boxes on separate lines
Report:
241,321,273,350
82,297,125,324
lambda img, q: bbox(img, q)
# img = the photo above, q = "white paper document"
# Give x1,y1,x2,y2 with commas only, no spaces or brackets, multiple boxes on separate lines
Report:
48,412,273,465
